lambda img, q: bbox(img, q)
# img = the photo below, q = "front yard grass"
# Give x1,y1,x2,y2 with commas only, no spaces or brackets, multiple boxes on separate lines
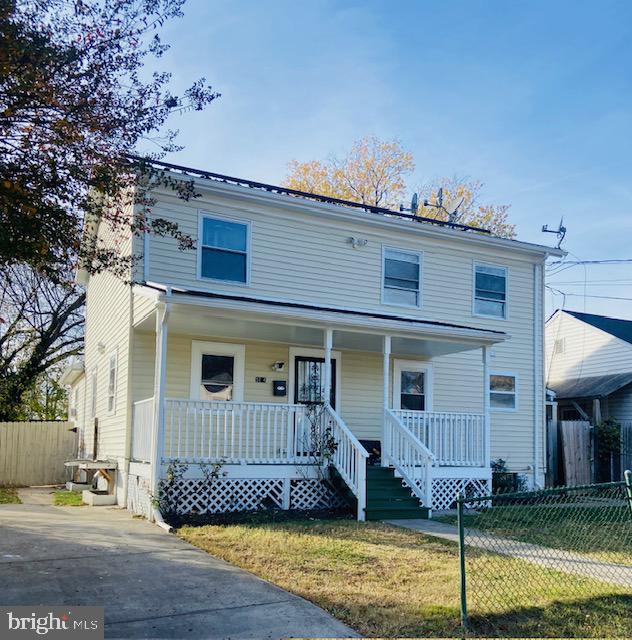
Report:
53,490,84,506
179,519,632,638
0,487,21,504
437,503,632,566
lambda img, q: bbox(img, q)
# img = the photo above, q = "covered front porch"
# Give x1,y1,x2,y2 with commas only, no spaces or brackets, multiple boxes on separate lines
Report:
128,285,505,519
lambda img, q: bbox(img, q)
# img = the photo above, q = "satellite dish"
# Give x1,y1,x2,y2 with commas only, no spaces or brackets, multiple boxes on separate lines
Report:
444,196,464,216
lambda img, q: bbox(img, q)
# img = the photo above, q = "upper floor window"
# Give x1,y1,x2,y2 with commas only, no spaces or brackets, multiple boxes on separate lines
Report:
474,263,507,318
199,214,249,283
382,247,422,307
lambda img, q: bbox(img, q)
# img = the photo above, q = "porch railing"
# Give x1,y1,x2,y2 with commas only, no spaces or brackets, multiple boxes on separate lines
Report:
163,399,311,464
385,409,434,507
392,409,485,467
322,403,368,521
131,397,154,462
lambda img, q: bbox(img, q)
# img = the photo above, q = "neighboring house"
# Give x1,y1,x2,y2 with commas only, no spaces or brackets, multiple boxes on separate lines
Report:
62,159,562,521
546,310,632,424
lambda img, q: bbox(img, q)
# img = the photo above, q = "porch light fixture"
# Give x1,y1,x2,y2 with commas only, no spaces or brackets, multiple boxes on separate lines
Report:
271,361,286,372
97,341,106,353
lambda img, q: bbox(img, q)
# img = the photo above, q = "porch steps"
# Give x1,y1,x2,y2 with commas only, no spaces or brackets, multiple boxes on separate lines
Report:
365,466,429,521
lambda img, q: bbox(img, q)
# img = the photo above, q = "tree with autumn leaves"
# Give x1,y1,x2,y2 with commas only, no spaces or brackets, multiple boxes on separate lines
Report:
0,0,218,419
284,136,516,239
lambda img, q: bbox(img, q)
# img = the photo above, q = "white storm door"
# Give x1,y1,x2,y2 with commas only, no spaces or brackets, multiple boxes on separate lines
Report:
392,360,433,411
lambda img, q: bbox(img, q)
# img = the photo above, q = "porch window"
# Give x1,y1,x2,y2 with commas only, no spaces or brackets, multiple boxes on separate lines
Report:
400,370,426,410
200,215,249,283
474,264,507,318
201,354,235,401
107,352,117,414
490,373,516,410
382,247,422,307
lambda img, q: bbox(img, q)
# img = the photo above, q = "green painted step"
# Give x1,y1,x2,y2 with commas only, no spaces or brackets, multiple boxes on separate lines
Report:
367,496,421,509
366,466,396,475
364,465,429,521
365,505,430,520
367,481,412,492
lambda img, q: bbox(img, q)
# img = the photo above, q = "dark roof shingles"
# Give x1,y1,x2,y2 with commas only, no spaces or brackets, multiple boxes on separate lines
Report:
566,310,632,346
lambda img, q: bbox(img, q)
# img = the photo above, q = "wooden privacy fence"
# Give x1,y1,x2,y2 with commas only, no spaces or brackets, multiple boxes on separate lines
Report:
559,420,592,486
0,421,77,486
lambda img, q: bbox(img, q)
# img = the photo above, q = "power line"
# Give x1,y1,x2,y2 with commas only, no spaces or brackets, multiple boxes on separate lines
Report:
548,259,632,266
546,285,632,302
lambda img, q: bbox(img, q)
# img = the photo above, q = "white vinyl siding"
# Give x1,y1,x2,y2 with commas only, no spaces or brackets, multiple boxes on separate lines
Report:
382,247,422,307
81,207,135,504
546,311,632,384
145,190,533,333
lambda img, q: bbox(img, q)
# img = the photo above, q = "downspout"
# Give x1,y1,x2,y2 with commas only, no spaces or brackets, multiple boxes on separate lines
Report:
533,262,543,488
149,298,171,521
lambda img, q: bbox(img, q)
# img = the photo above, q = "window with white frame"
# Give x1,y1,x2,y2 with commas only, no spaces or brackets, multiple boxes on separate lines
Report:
200,215,249,283
90,367,98,418
107,352,117,414
474,264,507,318
382,247,422,307
489,373,516,410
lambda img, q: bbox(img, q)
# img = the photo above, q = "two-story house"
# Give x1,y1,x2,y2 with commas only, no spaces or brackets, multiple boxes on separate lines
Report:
63,159,563,521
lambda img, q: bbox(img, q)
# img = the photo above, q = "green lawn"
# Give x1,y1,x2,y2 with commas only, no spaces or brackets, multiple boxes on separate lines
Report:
53,490,84,506
0,487,21,504
437,503,632,566
179,519,632,638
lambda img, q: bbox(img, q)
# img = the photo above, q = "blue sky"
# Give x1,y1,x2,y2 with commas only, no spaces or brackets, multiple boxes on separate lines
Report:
154,0,632,318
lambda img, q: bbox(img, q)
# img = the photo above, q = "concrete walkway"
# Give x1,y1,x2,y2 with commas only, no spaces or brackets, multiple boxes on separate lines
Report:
0,501,356,639
386,518,632,588
17,485,60,505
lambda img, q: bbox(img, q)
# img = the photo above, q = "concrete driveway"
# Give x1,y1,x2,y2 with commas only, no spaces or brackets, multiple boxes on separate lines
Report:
0,490,356,639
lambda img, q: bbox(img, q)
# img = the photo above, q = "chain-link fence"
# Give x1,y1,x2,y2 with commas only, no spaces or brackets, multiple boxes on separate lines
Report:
457,471,632,636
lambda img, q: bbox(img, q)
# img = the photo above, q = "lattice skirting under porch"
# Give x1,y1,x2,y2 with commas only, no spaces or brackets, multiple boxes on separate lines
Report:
431,477,491,511
155,477,348,515
127,474,152,518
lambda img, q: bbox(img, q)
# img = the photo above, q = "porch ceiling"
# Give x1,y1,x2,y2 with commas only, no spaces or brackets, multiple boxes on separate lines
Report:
135,294,505,357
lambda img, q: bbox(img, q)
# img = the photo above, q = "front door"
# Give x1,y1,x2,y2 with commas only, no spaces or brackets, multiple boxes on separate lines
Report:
294,356,337,408
392,360,432,411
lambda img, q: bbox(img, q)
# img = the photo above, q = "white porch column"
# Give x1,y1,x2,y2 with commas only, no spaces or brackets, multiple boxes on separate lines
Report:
150,302,170,511
323,328,333,406
482,345,491,467
382,335,391,466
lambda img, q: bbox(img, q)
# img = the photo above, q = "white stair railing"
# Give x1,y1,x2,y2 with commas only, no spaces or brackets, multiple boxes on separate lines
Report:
323,404,368,522
392,410,485,467
385,409,436,508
